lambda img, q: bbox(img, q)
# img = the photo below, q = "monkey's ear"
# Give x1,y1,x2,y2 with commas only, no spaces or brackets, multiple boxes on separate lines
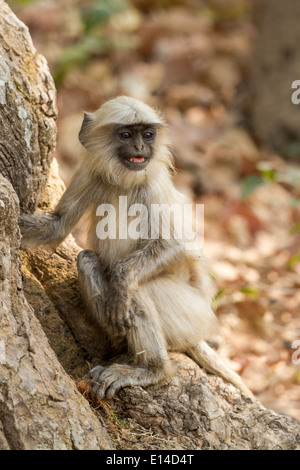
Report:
79,112,94,147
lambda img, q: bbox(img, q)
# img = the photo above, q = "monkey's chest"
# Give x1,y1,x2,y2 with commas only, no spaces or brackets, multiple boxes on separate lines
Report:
87,200,148,266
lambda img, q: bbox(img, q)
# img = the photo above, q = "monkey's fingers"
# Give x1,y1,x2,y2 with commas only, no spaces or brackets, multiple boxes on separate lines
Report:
105,297,133,334
108,305,126,335
128,305,135,321
89,365,105,382
103,303,111,325
114,309,133,335
89,364,131,400
104,302,118,326
122,308,133,329
89,365,106,400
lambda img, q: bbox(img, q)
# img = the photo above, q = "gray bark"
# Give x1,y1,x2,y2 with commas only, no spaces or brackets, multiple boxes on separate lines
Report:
114,354,300,450
0,174,112,449
0,0,56,210
0,0,112,449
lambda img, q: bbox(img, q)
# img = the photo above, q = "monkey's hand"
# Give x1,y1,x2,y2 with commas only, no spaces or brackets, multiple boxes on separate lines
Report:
19,212,64,248
105,286,134,335
19,213,47,248
105,266,136,335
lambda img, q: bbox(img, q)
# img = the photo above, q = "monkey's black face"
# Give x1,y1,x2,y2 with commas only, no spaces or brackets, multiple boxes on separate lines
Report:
115,124,157,171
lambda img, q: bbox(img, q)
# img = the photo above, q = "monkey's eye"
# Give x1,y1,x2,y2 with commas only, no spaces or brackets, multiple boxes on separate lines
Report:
143,130,155,141
119,131,132,140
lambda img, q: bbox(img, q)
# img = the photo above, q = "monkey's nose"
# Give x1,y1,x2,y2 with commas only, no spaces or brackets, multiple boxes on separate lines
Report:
134,142,144,151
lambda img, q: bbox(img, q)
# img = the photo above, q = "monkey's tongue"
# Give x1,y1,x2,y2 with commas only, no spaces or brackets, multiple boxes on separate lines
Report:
129,156,145,163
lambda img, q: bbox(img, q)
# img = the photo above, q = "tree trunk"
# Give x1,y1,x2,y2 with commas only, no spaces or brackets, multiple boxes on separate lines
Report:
250,0,300,158
0,0,300,451
0,0,57,211
0,0,112,450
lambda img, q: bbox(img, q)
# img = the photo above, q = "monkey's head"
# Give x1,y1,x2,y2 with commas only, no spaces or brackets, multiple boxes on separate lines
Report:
114,122,160,172
79,96,174,188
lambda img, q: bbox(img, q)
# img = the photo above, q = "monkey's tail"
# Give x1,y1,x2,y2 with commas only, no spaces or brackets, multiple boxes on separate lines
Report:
186,341,254,398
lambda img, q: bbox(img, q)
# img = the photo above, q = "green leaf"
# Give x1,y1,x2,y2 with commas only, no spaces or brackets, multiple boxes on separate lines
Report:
9,0,37,4
240,285,260,298
240,174,266,200
256,161,277,181
54,36,108,83
83,0,128,31
290,222,300,234
293,370,300,383
212,288,224,309
290,198,300,208
288,252,300,268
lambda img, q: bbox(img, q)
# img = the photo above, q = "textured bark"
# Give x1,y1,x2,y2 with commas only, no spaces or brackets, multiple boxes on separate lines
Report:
250,0,300,155
0,174,112,450
0,0,56,210
114,354,300,450
0,1,112,450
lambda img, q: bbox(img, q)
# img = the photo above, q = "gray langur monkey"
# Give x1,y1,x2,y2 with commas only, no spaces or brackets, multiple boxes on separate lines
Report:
20,96,251,399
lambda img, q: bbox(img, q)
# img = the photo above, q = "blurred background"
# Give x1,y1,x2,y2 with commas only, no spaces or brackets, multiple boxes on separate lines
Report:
7,0,300,420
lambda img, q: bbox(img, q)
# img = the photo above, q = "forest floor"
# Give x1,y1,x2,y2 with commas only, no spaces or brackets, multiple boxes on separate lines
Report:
10,0,300,422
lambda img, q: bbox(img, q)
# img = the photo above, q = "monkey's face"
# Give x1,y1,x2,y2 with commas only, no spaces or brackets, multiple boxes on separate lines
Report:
115,124,158,171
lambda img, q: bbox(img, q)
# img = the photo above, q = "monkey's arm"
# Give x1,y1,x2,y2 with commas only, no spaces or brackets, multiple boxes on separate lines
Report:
106,238,184,333
20,166,95,248
114,238,183,286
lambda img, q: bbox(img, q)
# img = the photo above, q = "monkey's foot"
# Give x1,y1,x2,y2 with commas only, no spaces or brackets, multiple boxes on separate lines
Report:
89,363,165,400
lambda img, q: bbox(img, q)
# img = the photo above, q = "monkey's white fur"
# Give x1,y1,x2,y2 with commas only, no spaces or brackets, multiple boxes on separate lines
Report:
91,95,165,127
20,96,252,398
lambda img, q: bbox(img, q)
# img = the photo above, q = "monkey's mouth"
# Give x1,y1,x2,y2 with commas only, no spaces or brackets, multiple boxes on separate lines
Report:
128,156,146,163
122,155,150,171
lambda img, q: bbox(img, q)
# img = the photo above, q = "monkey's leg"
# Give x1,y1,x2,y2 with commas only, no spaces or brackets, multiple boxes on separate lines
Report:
146,278,253,397
77,249,109,327
89,293,173,400
77,250,173,399
145,277,217,348
78,248,133,331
